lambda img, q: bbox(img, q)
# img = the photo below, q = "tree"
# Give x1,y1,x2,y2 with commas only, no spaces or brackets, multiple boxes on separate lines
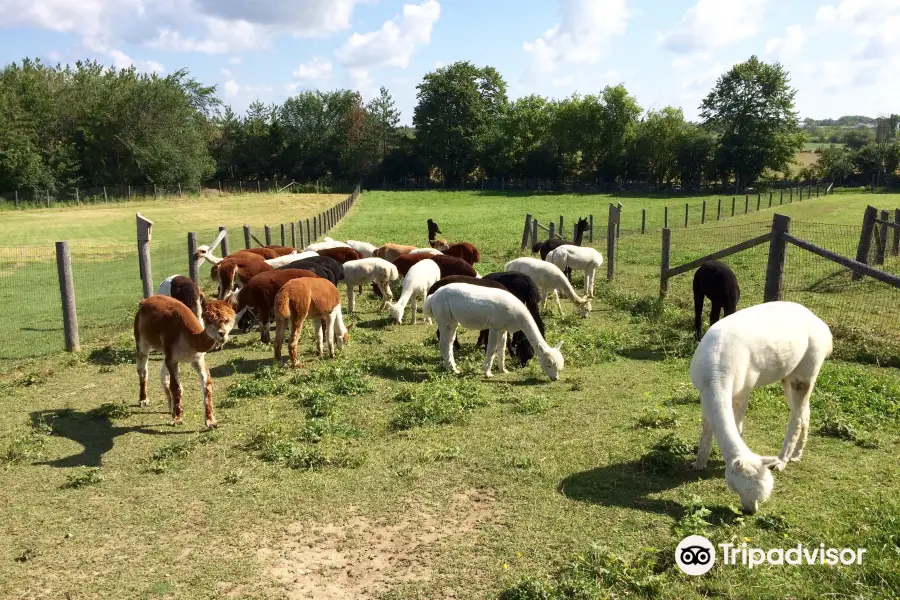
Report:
413,61,508,184
816,146,853,184
629,107,686,186
700,55,805,189
843,128,873,150
366,87,400,163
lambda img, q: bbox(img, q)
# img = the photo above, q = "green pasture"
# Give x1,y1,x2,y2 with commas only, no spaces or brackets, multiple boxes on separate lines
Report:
0,189,897,598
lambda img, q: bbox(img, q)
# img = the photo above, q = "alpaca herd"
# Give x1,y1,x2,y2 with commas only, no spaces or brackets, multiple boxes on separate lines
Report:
136,217,836,515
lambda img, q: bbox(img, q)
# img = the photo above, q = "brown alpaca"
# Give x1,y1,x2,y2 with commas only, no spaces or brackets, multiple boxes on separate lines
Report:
235,247,281,260
263,245,297,256
207,255,273,300
373,243,417,263
441,242,481,266
273,278,347,367
431,254,478,278
316,247,363,264
232,269,320,344
134,295,236,429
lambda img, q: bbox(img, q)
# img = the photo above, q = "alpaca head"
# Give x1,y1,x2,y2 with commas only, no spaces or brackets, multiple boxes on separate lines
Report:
430,239,450,251
725,454,780,514
513,336,535,367
427,219,442,239
537,341,564,381
201,300,237,345
578,298,592,318
388,302,404,324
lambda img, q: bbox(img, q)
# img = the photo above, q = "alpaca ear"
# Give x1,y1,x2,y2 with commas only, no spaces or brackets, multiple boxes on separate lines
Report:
732,457,758,476
554,341,563,350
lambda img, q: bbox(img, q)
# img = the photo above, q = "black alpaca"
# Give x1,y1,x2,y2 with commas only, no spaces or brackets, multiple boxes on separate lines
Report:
531,217,590,281
275,256,344,285
693,260,740,341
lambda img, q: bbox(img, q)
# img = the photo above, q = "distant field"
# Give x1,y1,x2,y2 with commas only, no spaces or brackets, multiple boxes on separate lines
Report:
0,190,897,599
803,142,845,151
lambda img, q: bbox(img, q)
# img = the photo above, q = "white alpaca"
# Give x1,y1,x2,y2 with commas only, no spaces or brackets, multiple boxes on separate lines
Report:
504,257,592,317
546,245,604,298
342,257,400,312
346,240,376,257
303,240,351,253
388,259,441,325
423,283,564,380
690,301,833,514
409,247,443,256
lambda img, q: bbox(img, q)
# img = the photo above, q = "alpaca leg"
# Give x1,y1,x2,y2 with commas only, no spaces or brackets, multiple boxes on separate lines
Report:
160,363,172,414
259,307,270,345
136,344,150,407
314,319,324,357
347,284,355,313
289,316,306,368
781,376,817,464
497,331,509,374
192,357,216,429
273,316,286,366
553,289,563,315
792,400,812,462
411,294,418,325
167,360,184,426
693,289,705,341
483,329,500,378
438,323,460,374
325,314,336,358
709,299,723,329
692,415,714,470
733,391,750,437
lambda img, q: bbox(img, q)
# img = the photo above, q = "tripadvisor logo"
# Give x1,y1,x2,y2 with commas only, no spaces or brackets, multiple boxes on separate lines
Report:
675,535,868,575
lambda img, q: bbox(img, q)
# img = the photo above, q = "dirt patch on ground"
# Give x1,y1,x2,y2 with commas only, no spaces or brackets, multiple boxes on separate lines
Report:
256,488,498,599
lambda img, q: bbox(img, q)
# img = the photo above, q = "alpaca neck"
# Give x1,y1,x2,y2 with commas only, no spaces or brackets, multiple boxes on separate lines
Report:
703,389,755,461
187,327,218,353
204,252,224,266
516,309,548,351
574,228,584,246
557,273,586,303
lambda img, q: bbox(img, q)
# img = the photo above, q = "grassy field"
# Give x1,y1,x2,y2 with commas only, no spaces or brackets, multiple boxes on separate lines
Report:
0,190,897,599
0,192,344,366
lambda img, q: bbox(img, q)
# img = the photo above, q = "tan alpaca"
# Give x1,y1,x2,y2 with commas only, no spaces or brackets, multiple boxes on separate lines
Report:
373,243,417,263
134,295,236,429
273,278,348,368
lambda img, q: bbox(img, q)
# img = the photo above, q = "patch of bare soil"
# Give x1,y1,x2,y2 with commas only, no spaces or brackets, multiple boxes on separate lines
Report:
257,488,498,599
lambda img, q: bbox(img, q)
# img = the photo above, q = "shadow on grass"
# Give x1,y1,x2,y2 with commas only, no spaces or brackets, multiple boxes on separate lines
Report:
30,408,190,468
355,316,394,330
366,361,432,383
615,346,670,362
87,346,136,366
559,456,715,519
209,358,273,378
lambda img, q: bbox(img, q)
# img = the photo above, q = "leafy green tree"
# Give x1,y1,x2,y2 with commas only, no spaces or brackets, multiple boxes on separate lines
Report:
843,128,873,150
629,107,686,185
413,61,508,184
816,146,854,184
366,87,400,163
700,55,805,189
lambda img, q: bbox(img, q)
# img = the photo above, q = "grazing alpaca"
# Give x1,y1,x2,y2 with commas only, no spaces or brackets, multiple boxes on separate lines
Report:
232,269,320,343
303,240,351,253
690,301,833,514
276,255,344,286
157,275,204,324
316,247,363,264
481,271,545,365
440,242,481,266
393,253,434,276
504,257,591,317
545,245,604,297
388,259,441,324
427,218,442,245
431,254,478,278
693,260,740,341
195,246,309,299
373,243,417,263
531,217,590,281
346,240,376,258
134,295,236,429
423,284,564,380
264,245,298,255
273,278,347,367
342,257,400,312
428,276,534,367
409,247,443,256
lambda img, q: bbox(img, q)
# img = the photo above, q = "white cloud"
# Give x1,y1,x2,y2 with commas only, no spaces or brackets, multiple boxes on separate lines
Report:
228,56,242,65
682,63,725,93
434,60,444,69
224,80,240,98
523,0,630,74
659,0,770,53
671,51,713,71
764,25,807,62
347,68,377,99
0,0,373,56
82,38,164,73
337,0,440,70
292,57,333,81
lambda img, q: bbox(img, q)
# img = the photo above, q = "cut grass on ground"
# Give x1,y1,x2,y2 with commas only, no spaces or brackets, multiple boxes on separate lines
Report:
0,190,897,599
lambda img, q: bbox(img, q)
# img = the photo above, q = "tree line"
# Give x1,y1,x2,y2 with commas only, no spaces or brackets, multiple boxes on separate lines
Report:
1,55,897,195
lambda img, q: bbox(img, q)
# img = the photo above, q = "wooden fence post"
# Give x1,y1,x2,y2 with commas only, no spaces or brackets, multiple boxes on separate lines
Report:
893,208,900,257
559,216,564,238
103,186,108,203
780,189,784,205
239,180,243,193
731,197,736,217
764,214,791,302
306,219,311,246
853,206,878,281
606,203,618,281
188,232,199,284
55,241,80,352
701,200,706,224
75,187,80,206
876,210,889,265
14,190,18,208
291,222,296,248
589,214,594,242
219,226,229,257
664,206,668,229
717,198,721,220
790,188,793,203
280,223,286,246
757,193,761,211
641,208,646,233
262,225,270,246
243,225,252,249
684,203,689,227
769,191,773,208
549,222,555,240
660,228,671,298
136,213,154,299
521,214,533,250
745,194,749,214
46,189,51,207
313,217,318,241
299,220,305,249
617,203,622,238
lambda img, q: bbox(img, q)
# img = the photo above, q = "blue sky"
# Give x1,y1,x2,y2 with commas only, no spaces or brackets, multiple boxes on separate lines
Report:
1,0,898,124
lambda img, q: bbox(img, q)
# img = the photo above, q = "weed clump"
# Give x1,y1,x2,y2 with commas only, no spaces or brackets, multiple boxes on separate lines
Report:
389,375,487,431
64,467,103,489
